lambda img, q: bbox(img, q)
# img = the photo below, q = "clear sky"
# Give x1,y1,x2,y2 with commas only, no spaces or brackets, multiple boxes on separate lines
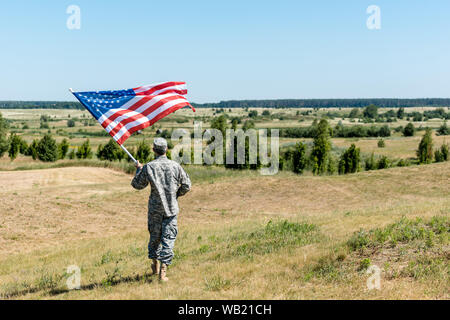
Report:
0,0,449,103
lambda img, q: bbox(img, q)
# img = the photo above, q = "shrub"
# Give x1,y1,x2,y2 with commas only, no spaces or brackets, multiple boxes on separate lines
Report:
292,142,307,174
365,153,377,171
57,138,70,159
434,149,444,162
8,133,22,160
40,121,50,129
377,156,389,169
311,119,332,175
396,159,409,167
403,123,415,137
0,112,9,157
76,139,93,159
377,139,385,148
363,104,378,119
136,140,153,163
96,139,124,161
37,134,58,162
26,139,39,160
67,119,76,127
416,128,433,164
437,121,449,135
338,144,360,174
440,144,449,161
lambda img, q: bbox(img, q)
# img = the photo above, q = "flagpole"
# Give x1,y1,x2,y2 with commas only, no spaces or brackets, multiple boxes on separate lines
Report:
119,144,138,164
69,87,138,165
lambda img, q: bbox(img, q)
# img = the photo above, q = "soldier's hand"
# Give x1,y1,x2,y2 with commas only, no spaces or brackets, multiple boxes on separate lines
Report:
135,160,143,169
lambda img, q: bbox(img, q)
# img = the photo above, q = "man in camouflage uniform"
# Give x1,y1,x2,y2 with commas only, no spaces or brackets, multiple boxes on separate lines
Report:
131,138,191,281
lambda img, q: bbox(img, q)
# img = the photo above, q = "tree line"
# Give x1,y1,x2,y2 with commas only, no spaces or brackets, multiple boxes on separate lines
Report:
193,99,450,109
2,99,450,110
0,101,83,109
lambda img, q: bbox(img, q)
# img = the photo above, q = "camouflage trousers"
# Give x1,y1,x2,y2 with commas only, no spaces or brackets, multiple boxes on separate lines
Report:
148,214,178,265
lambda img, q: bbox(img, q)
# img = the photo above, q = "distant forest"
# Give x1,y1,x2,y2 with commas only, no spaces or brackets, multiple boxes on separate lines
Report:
1,98,450,110
0,101,82,109
193,98,450,109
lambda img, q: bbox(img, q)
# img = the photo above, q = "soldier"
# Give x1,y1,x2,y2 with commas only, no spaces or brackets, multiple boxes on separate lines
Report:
131,137,191,282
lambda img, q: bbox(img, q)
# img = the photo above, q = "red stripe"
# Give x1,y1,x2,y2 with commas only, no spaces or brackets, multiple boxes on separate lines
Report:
116,102,190,145
107,95,188,137
101,96,152,128
133,82,185,95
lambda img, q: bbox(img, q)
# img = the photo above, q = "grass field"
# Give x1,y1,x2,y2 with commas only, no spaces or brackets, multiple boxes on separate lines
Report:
0,107,449,300
0,162,448,299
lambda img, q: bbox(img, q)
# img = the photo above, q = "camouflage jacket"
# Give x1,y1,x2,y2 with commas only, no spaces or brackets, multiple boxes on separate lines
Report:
131,155,191,217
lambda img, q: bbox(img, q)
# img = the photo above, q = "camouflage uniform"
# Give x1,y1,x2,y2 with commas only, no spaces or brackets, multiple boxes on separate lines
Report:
131,144,191,266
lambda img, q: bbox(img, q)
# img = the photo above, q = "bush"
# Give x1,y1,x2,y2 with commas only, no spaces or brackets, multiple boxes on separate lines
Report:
67,119,76,127
8,133,22,160
76,139,93,159
57,138,69,159
338,144,360,174
291,142,307,174
416,128,433,164
377,139,385,148
0,112,9,157
40,121,50,129
26,139,39,160
37,134,58,162
440,144,448,161
434,149,444,162
365,153,377,171
136,140,153,163
437,121,449,135
311,119,332,175
96,139,124,161
363,104,378,119
377,156,389,169
403,123,415,137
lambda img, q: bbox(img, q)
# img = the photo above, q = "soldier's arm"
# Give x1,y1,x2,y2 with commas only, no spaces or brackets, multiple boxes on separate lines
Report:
176,165,191,197
131,165,149,190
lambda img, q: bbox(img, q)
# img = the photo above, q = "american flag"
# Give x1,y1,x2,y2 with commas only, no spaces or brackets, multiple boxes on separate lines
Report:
71,82,195,145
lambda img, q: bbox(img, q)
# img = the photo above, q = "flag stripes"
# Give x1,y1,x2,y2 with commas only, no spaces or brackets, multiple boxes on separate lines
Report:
71,82,195,145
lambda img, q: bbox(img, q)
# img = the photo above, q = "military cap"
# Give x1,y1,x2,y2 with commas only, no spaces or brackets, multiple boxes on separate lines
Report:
153,137,168,154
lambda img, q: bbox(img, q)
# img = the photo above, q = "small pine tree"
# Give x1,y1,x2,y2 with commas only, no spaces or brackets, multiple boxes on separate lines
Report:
8,133,22,161
377,156,389,169
311,119,332,175
68,149,76,159
365,153,377,171
136,140,153,163
338,144,360,174
0,112,9,157
57,138,70,159
97,139,121,161
76,139,93,159
26,139,39,160
292,142,307,174
377,139,385,148
440,143,448,161
434,149,444,162
37,134,58,162
19,139,28,154
416,128,433,164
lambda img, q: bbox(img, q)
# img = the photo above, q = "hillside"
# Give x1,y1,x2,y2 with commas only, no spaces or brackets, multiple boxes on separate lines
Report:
0,162,448,299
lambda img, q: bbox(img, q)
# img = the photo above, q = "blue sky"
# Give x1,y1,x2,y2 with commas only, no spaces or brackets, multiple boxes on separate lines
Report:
0,0,449,103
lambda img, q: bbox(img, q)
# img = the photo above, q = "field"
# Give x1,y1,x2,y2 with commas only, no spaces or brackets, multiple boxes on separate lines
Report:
0,107,449,299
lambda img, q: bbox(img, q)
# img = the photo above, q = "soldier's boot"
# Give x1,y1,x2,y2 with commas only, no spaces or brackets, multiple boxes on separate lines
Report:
151,259,160,276
159,263,169,282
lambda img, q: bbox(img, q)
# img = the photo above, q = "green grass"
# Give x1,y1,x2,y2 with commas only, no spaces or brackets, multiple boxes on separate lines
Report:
347,216,449,251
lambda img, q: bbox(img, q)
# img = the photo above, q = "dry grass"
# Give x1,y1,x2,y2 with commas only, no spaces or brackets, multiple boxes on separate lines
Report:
0,161,448,299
